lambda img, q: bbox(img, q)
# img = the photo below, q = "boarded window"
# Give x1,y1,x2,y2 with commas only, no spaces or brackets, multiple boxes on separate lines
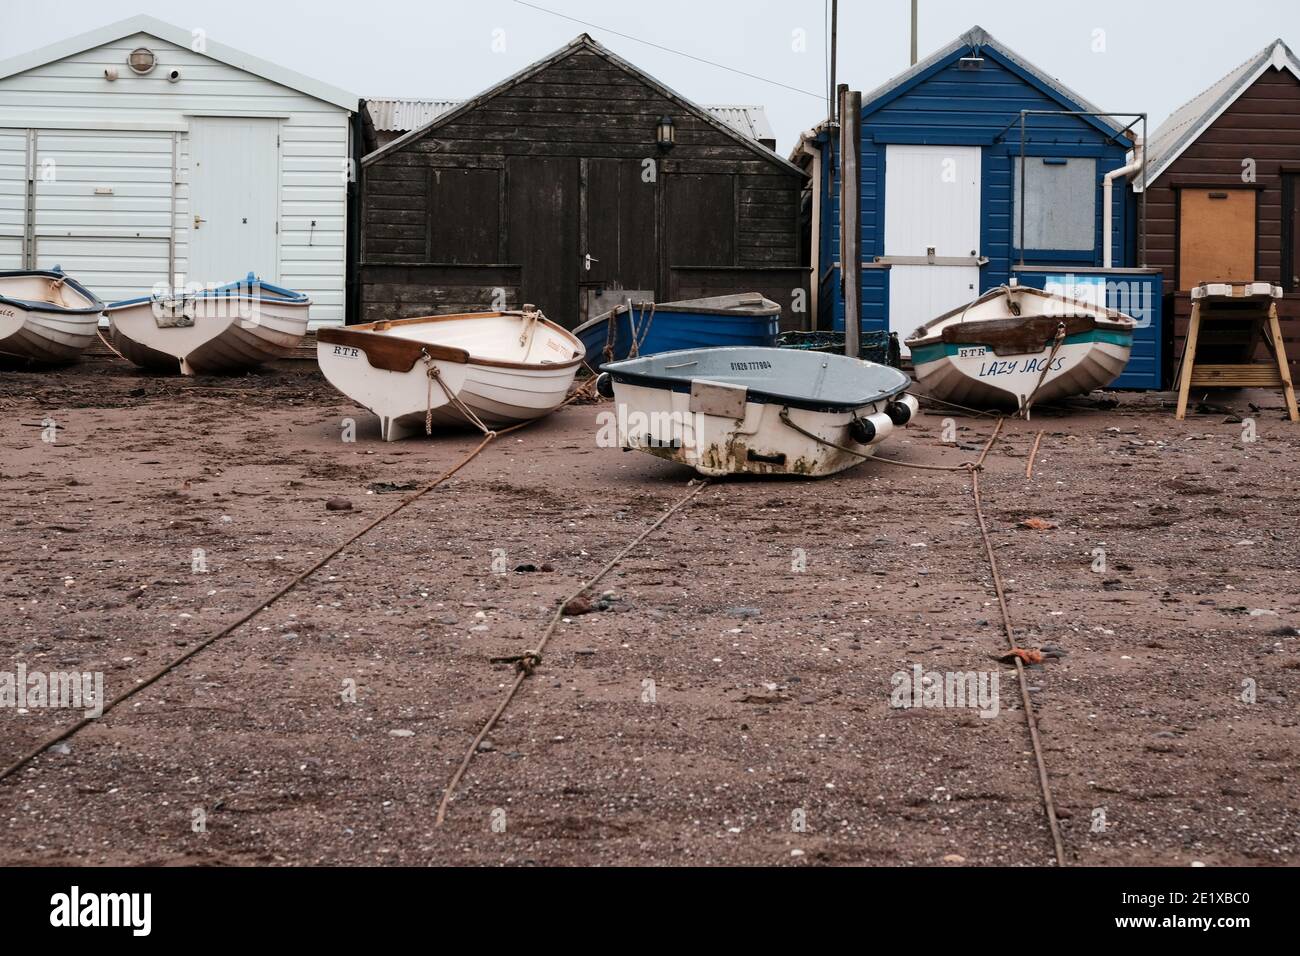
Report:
1014,157,1097,252
666,173,735,266
1178,188,1257,291
428,167,500,264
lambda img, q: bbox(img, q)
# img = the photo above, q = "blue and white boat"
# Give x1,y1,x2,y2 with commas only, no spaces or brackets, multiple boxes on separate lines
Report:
906,285,1134,413
0,268,104,364
106,273,311,375
574,292,780,364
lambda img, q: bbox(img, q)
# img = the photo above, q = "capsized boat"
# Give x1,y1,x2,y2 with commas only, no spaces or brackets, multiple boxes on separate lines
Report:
597,347,918,478
105,274,311,375
317,306,585,441
574,293,780,364
0,268,104,364
905,285,1135,412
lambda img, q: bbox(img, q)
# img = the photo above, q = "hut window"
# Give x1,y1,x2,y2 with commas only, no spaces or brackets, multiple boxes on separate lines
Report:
1013,157,1097,252
427,168,501,264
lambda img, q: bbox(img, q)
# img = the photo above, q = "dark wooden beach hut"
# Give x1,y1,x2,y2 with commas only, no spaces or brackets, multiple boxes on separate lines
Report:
356,35,807,329
1136,38,1300,375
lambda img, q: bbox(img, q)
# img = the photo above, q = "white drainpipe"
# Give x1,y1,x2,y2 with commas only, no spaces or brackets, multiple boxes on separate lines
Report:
1103,136,1143,268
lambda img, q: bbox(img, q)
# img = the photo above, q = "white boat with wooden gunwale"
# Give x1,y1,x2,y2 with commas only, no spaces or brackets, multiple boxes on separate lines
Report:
597,346,918,478
317,306,585,441
906,284,1135,412
105,274,311,375
0,268,104,364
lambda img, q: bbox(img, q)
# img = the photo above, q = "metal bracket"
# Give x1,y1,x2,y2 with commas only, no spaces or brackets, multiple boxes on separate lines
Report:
689,379,748,419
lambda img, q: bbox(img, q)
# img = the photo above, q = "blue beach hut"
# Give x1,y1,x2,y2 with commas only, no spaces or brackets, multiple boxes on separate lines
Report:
793,26,1162,388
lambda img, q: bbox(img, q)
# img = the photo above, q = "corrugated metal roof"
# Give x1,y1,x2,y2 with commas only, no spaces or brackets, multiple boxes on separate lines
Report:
365,96,776,144
697,105,776,144
364,98,460,133
1139,38,1300,190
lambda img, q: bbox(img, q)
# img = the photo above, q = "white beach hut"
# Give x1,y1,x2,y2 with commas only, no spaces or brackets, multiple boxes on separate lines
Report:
0,15,356,322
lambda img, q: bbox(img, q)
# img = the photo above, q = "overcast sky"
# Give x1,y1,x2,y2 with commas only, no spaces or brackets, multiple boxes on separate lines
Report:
3,0,1297,153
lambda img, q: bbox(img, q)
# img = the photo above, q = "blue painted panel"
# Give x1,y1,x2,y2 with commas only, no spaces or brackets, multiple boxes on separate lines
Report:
1010,269,1164,389
813,38,1138,340
827,267,889,337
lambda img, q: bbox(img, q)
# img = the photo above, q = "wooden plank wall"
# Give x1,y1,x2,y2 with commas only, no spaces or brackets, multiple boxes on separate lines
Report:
358,46,805,327
1145,68,1300,374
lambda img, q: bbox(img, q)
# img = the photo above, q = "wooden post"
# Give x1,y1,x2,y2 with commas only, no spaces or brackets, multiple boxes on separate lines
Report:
1175,298,1201,420
910,0,918,65
829,0,838,124
840,86,861,359
1267,300,1300,421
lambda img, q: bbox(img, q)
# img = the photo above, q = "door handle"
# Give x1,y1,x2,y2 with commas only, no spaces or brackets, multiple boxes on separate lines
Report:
584,254,599,271
193,214,206,229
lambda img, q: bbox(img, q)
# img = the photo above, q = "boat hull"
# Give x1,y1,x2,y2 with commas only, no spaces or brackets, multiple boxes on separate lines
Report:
107,295,310,375
575,294,780,363
317,310,584,441
910,331,1133,409
0,305,101,364
0,270,103,364
906,286,1135,410
601,346,917,478
608,381,918,477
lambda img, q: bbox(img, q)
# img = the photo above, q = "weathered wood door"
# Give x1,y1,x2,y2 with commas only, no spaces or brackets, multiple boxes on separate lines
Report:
665,173,736,267
508,156,579,325
579,158,658,320
1178,188,1256,290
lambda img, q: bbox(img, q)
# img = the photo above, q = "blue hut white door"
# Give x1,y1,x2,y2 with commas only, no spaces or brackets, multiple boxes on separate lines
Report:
883,145,981,352
188,117,280,284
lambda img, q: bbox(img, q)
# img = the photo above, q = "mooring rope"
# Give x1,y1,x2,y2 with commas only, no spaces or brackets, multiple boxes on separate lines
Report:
776,407,985,473
434,478,712,826
772,411,1063,862
0,379,596,787
95,327,131,364
1020,323,1067,420
0,430,501,786
969,458,1068,866
1026,430,1045,479
423,353,495,437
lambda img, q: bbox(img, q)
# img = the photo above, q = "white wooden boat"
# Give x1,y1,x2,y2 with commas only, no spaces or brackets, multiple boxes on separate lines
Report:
0,268,104,364
105,274,311,375
317,307,585,441
597,347,918,478
906,285,1135,412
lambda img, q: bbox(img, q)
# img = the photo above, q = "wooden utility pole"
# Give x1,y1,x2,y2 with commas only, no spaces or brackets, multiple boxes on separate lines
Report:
829,0,839,124
839,85,861,358
911,0,918,65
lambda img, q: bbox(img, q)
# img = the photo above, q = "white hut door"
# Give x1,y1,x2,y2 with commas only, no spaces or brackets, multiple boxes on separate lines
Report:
188,117,279,283
883,145,981,352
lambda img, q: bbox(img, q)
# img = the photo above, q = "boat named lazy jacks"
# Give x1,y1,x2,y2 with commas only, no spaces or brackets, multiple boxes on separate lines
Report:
905,284,1135,413
597,346,917,478
0,268,104,364
317,307,585,441
105,274,311,375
